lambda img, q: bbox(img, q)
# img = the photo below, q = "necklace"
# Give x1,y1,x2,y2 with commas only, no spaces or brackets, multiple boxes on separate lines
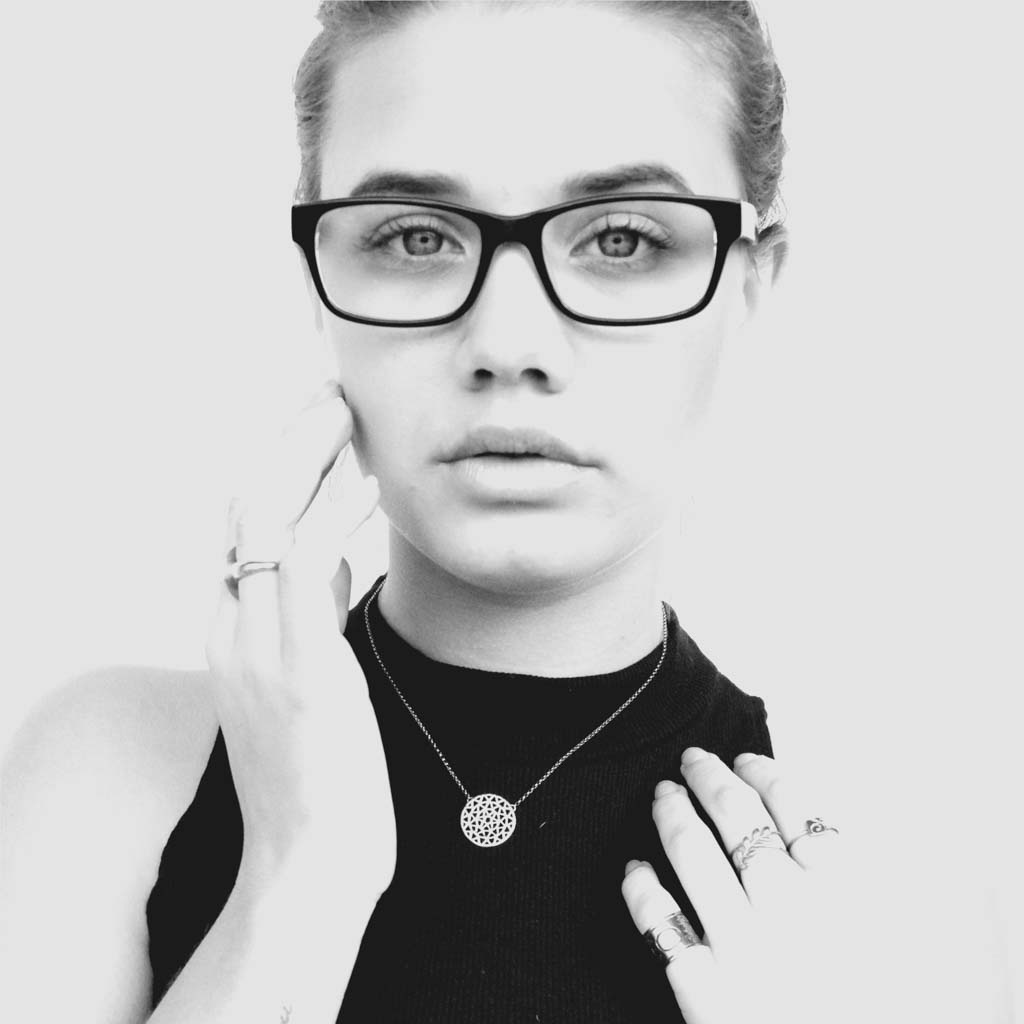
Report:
363,576,669,848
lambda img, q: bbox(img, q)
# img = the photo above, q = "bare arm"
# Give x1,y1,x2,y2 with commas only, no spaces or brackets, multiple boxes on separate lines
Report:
147,840,377,1024
0,673,381,1024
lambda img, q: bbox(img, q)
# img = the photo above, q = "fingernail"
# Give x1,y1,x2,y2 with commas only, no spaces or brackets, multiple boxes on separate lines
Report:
734,752,759,768
654,779,679,798
681,747,708,766
624,859,644,875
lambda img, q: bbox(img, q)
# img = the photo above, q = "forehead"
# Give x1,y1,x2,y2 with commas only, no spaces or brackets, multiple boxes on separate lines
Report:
319,2,741,209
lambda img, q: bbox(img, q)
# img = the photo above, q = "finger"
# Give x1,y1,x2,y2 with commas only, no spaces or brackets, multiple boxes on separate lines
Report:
234,382,347,561
205,572,240,695
732,753,840,871
621,861,729,1023
217,494,244,610
651,780,751,953
280,462,380,671
235,393,353,663
679,749,802,904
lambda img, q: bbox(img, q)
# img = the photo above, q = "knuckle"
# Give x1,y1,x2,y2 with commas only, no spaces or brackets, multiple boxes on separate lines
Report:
710,780,756,817
761,773,786,807
664,821,697,862
633,886,668,926
654,799,698,850
652,789,689,824
621,865,649,904
683,756,717,784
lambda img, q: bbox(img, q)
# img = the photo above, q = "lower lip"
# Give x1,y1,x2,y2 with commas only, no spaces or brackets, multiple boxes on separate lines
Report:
443,455,593,500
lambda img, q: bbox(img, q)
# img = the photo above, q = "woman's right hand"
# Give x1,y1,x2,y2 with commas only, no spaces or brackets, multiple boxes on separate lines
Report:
203,380,396,900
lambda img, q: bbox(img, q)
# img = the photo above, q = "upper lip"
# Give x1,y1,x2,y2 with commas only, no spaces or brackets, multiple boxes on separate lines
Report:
443,425,593,465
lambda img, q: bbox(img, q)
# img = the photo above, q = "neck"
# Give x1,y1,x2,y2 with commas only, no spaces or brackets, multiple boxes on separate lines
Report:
376,530,668,677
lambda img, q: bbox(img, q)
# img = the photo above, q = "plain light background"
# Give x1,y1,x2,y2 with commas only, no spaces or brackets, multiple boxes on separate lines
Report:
1,2,1019,1020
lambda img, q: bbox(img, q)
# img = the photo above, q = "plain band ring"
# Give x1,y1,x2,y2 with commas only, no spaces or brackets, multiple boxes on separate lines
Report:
643,910,702,966
786,817,840,852
224,548,281,599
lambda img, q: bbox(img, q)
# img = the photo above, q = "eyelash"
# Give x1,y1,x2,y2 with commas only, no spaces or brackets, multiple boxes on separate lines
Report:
359,211,677,259
574,214,675,256
361,215,464,253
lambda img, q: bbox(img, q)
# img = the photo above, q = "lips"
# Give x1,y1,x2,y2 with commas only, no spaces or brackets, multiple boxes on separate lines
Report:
443,425,592,466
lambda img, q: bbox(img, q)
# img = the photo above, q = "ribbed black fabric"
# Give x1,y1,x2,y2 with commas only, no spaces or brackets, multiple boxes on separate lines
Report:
146,575,773,1022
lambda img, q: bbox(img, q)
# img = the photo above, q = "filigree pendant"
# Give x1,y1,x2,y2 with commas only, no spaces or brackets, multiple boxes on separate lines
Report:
460,793,517,847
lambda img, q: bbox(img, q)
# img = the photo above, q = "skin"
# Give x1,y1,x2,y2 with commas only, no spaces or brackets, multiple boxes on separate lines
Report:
308,1,762,675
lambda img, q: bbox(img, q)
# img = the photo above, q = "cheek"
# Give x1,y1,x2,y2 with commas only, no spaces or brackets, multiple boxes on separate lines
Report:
661,255,748,434
322,333,401,475
623,320,727,448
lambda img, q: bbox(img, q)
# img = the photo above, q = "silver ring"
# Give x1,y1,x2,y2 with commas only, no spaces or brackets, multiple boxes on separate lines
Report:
786,817,839,852
643,910,702,966
224,547,281,598
730,825,787,871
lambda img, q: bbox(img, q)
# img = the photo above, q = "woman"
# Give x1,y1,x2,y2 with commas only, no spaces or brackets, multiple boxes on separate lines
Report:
2,3,850,1022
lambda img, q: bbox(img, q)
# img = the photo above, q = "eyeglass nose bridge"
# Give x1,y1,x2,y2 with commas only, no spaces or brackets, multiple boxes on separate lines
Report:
466,209,566,320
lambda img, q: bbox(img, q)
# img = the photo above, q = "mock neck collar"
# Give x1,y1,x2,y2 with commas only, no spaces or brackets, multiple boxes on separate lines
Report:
345,573,721,767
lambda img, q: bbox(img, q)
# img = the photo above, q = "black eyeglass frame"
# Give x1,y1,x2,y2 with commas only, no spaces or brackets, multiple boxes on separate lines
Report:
291,192,758,328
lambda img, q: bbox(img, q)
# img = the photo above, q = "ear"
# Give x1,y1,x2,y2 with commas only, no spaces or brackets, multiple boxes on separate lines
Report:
721,247,762,337
744,225,789,320
296,246,324,333
741,254,764,323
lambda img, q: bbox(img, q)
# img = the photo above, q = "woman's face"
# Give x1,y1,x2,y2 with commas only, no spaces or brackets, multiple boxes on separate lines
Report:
314,2,755,595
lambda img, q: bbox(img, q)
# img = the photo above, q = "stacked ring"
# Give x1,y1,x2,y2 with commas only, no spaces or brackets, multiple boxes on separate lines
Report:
786,817,839,852
729,825,787,872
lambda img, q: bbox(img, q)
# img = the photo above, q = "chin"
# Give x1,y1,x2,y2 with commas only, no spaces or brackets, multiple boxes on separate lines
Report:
415,519,639,599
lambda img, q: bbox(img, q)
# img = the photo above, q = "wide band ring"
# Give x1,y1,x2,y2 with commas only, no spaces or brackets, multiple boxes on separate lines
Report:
730,825,787,871
785,817,840,852
643,910,702,966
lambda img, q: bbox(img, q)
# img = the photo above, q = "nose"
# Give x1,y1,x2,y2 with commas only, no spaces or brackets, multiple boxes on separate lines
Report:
452,241,575,391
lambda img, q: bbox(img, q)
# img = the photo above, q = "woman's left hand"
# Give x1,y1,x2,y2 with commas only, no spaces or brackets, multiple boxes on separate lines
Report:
621,749,851,1024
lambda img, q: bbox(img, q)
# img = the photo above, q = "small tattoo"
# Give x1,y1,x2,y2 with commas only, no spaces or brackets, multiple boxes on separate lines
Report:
280,1005,292,1023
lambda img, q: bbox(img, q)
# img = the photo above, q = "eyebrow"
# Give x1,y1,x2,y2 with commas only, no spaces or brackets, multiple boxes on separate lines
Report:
347,162,694,203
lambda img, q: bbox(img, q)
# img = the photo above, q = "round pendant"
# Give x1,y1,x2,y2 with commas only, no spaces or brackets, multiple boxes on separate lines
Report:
460,793,517,847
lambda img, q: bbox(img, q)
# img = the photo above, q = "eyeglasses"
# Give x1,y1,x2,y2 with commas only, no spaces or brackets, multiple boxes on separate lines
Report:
291,193,757,328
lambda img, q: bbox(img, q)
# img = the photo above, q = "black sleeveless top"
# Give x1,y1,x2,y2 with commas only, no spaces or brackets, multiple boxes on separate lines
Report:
146,576,773,1022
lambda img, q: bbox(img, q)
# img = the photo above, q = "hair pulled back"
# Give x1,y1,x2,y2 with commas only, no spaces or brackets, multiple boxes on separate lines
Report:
294,1,787,278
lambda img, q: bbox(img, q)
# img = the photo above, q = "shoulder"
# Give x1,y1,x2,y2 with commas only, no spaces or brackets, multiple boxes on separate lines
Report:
2,663,220,872
0,665,221,1022
675,627,773,757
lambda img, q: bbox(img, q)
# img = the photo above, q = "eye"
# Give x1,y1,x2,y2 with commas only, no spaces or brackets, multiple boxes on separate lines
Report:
363,215,467,259
571,213,675,264
596,225,641,258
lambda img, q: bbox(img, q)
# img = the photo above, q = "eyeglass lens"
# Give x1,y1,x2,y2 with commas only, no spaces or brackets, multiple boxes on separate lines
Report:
313,199,718,322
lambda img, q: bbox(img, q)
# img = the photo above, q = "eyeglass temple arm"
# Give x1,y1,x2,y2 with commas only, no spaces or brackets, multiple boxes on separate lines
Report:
740,201,758,243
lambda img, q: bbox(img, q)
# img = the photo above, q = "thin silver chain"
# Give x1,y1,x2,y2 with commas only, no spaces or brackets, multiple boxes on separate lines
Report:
362,576,669,809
